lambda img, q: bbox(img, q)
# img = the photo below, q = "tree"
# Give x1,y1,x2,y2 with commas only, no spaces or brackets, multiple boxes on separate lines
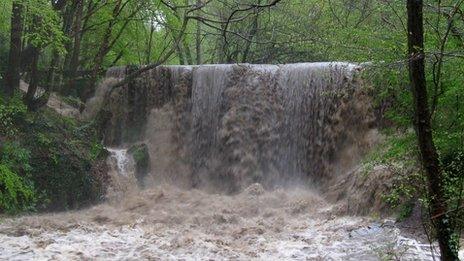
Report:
87,0,145,91
3,1,23,99
22,0,67,110
64,0,84,92
406,0,459,259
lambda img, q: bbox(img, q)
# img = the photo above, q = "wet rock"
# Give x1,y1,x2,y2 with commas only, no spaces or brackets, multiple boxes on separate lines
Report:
326,164,401,216
244,183,265,196
128,143,151,188
96,66,176,146
288,199,311,215
92,215,111,224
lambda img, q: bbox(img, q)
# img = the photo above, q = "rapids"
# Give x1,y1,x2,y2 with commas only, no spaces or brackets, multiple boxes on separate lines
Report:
0,184,440,260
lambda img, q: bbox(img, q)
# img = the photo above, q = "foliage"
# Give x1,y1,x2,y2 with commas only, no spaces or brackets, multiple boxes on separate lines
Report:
0,94,28,136
22,0,67,52
128,144,150,187
0,90,108,212
0,122,36,214
362,133,423,220
441,150,464,228
21,109,107,210
0,164,36,214
2,141,32,174
89,141,104,161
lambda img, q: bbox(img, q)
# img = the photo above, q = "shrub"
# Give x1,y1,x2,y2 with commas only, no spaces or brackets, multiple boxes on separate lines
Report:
0,94,28,136
0,164,36,214
441,150,464,227
1,141,32,174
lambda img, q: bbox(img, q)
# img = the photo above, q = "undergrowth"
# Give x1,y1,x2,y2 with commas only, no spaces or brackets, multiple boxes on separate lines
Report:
0,164,36,214
0,92,108,214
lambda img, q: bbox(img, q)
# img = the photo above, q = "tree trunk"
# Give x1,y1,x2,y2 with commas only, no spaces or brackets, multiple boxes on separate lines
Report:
42,1,67,100
146,22,156,65
87,0,141,91
24,47,41,110
4,2,23,99
56,2,78,93
46,50,60,91
195,0,202,65
216,6,227,64
87,4,119,91
242,11,259,63
62,2,78,77
176,43,186,65
66,0,85,91
183,39,193,65
406,1,459,260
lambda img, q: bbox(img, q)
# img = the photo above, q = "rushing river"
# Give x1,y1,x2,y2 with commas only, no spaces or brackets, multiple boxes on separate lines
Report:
0,184,441,260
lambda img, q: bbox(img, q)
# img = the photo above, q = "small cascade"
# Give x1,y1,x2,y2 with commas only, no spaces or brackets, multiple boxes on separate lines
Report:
106,148,137,194
107,148,134,177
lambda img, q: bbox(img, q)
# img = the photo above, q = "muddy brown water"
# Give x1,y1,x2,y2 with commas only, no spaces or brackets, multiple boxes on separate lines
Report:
0,183,440,260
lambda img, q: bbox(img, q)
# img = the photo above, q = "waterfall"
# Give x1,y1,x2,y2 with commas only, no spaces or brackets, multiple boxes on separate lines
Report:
94,62,372,192
106,148,137,194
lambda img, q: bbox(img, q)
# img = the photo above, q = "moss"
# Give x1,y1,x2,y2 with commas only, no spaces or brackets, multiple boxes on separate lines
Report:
396,201,415,221
128,143,150,188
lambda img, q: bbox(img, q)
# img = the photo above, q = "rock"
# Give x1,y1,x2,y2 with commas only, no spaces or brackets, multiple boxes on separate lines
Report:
128,143,151,188
325,164,400,216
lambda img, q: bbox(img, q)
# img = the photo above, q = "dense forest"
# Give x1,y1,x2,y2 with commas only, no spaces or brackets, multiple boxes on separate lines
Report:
1,0,464,259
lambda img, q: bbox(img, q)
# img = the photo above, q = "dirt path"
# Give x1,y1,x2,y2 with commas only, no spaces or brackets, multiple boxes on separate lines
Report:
19,80,80,118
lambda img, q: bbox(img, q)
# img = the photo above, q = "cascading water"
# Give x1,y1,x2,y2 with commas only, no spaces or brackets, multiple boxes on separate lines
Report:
276,63,356,182
106,62,362,191
107,148,133,177
189,65,236,187
95,62,371,191
1,63,450,260
105,148,138,197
